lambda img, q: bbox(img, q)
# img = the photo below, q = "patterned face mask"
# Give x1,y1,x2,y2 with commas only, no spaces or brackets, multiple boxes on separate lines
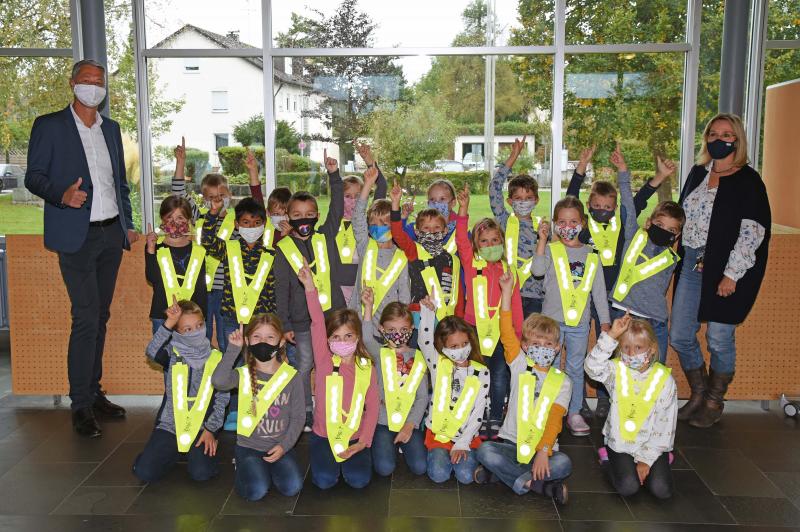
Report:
621,350,651,371
512,199,536,217
524,344,557,367
381,329,413,346
160,220,190,239
417,230,445,256
555,224,582,241
442,345,471,362
428,201,450,219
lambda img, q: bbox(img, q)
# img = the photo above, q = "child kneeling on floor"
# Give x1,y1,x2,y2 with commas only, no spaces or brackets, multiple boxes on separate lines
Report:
474,271,572,505
585,313,677,499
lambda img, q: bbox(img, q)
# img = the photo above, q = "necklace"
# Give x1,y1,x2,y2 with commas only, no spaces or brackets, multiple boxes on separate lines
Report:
711,162,737,174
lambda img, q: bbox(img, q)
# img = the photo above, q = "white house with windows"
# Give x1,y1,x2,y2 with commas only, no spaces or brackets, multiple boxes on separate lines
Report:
150,24,332,169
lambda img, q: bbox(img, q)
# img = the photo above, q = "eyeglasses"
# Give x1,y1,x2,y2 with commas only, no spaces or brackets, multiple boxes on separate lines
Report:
707,132,736,142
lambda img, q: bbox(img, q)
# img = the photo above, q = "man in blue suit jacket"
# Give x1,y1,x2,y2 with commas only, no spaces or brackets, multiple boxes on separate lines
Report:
25,59,140,438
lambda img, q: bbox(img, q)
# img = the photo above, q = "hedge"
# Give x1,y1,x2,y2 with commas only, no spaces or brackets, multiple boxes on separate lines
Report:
218,146,320,177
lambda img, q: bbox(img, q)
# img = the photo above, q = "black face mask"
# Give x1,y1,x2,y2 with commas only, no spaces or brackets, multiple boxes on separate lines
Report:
248,342,280,362
289,217,318,237
647,224,677,247
707,138,736,160
589,208,615,224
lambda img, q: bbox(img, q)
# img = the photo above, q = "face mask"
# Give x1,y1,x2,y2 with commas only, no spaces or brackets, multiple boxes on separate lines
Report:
329,340,358,357
343,197,356,219
556,224,582,241
238,225,265,244
171,327,211,369
382,329,413,347
368,224,392,243
512,199,536,217
589,208,615,224
428,201,450,219
479,245,504,263
159,220,190,239
442,345,471,362
525,345,557,367
417,230,445,256
289,217,318,237
707,138,736,160
647,224,677,247
73,83,106,108
621,350,651,371
223,196,231,210
270,215,287,228
249,342,280,362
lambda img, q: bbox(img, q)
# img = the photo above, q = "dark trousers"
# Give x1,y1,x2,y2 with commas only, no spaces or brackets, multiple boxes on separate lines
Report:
132,428,218,483
309,433,372,489
57,220,124,410
606,447,673,499
234,444,303,500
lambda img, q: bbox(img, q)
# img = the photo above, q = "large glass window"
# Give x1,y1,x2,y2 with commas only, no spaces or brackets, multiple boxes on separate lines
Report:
565,0,687,44
143,0,262,49
0,0,72,48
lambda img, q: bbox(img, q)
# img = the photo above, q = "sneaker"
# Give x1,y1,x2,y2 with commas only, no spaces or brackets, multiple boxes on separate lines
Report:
479,418,491,441
595,397,611,418
473,465,490,484
567,413,591,437
579,399,594,420
668,451,674,465
303,411,313,433
489,421,502,441
597,446,609,464
223,410,237,431
544,480,569,505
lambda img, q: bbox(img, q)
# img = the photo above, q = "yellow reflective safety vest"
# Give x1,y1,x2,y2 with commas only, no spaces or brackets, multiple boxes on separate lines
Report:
226,240,274,324
380,347,427,431
587,210,622,266
516,366,565,463
615,360,671,442
156,241,206,306
362,240,407,315
171,349,222,452
444,230,457,255
430,356,485,443
336,220,357,264
505,213,541,287
277,234,333,311
198,208,236,291
416,243,460,321
472,258,506,357
550,242,599,327
262,217,277,250
326,355,373,462
237,362,297,437
612,229,679,303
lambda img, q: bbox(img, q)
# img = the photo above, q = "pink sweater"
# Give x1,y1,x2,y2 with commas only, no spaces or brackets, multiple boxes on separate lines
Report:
306,289,379,446
455,214,523,337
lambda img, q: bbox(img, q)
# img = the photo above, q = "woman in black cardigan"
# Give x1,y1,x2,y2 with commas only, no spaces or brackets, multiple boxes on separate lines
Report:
669,113,771,428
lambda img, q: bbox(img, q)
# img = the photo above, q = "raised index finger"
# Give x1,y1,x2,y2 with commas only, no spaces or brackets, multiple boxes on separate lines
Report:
324,148,328,161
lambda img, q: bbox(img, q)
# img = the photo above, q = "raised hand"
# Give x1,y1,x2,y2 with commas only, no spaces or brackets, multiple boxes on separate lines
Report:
245,148,258,175
228,324,244,348
419,295,435,311
174,136,186,163
576,144,596,175
165,295,182,329
361,285,374,310
610,142,628,172
652,155,676,187
506,135,527,168
363,165,379,189
323,148,338,174
62,177,87,208
609,311,631,339
390,180,403,209
297,258,316,291
457,183,470,215
401,197,415,220
354,140,375,167
499,270,515,294
145,223,157,254
537,217,551,242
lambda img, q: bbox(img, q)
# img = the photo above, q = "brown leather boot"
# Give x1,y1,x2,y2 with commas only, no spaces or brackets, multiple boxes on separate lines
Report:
689,369,734,428
678,365,707,421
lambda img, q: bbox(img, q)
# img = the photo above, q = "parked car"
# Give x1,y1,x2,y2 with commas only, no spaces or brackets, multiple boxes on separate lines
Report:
461,152,484,171
433,160,465,172
0,164,24,190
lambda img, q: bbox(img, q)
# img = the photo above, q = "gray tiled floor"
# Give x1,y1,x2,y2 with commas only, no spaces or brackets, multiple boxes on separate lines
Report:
0,335,799,531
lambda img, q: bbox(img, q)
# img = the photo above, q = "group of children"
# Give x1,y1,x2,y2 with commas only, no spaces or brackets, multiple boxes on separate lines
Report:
135,136,686,504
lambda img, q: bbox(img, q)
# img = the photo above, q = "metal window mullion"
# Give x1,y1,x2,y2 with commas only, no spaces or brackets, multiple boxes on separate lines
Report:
551,0,566,211
0,48,73,57
70,0,82,61
563,43,691,54
483,0,496,173
271,45,556,57
142,47,264,58
262,0,276,192
765,39,800,49
679,0,702,190
132,0,154,230
745,0,768,171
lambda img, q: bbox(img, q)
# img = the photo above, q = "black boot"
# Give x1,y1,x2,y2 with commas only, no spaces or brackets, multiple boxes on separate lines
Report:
689,369,734,429
678,365,707,421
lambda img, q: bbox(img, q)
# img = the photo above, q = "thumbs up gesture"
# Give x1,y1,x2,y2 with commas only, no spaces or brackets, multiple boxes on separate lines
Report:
62,177,87,208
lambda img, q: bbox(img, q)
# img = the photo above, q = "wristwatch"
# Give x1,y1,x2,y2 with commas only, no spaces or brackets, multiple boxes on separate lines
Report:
541,445,550,453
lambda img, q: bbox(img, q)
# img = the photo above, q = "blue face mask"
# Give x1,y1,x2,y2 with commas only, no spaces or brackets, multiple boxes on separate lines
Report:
428,201,450,219
368,224,392,243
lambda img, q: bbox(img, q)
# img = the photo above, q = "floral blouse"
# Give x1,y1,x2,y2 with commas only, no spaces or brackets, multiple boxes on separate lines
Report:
681,167,766,282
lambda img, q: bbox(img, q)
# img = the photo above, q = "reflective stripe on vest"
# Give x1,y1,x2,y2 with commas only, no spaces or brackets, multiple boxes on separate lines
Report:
505,213,540,287
199,210,235,291
587,210,622,266
156,243,206,306
550,242,598,327
444,231,457,255
615,360,671,442
226,240,274,324
416,243,461,321
516,366,565,463
472,258,506,357
277,234,333,311
612,229,679,302
430,356,485,443
237,362,297,437
380,348,427,431
362,240,407,315
171,349,222,452
263,217,276,250
336,220,357,264
326,355,373,462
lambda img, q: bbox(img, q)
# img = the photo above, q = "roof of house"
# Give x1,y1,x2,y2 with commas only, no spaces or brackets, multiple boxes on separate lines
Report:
151,23,312,89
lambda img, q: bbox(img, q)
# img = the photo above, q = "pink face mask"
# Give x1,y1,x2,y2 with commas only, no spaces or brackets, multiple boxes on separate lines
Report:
329,340,358,357
343,196,357,219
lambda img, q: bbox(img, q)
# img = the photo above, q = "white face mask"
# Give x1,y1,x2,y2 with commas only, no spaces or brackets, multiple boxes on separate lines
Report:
442,345,471,362
270,214,287,227
238,225,265,244
73,84,106,108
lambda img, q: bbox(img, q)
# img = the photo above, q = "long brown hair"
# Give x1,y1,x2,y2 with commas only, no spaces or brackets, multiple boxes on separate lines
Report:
243,313,286,412
434,316,484,365
325,308,372,367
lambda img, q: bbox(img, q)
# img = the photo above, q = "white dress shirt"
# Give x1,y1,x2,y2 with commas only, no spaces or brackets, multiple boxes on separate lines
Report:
70,104,118,222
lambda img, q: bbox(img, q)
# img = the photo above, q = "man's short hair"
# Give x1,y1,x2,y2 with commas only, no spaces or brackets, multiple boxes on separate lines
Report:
71,59,106,80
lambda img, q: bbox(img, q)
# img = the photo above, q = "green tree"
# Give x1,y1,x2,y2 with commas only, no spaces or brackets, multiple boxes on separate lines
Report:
232,114,301,154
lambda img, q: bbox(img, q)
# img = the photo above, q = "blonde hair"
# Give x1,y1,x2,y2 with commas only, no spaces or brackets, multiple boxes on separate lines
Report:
696,113,749,167
367,198,391,224
616,319,659,362
522,313,561,345
343,175,364,191
471,217,505,260
200,173,229,195
427,179,456,202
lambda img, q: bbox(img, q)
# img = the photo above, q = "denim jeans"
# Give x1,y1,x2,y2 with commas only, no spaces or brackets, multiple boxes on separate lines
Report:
521,297,543,318
427,447,479,484
291,330,314,412
486,339,509,423
206,288,227,350
132,428,218,483
606,447,672,499
590,295,611,400
309,433,372,489
371,424,427,477
233,444,303,500
476,441,572,495
554,320,591,414
669,246,738,374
